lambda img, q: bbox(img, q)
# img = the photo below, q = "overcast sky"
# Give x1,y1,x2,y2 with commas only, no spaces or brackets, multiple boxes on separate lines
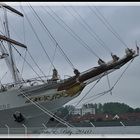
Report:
0,2,140,109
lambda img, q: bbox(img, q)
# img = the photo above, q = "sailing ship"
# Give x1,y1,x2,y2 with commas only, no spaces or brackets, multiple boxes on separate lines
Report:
0,3,139,132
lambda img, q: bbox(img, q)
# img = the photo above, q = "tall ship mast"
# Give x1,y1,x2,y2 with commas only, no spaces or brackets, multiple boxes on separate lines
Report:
0,3,139,134
2,4,24,84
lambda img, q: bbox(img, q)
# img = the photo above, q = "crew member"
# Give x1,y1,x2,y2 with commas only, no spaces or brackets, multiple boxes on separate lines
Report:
73,69,80,83
52,68,59,81
111,53,119,62
98,58,106,66
74,69,80,77
125,48,134,56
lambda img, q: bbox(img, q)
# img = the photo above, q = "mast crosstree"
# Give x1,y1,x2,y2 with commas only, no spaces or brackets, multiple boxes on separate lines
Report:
0,3,26,84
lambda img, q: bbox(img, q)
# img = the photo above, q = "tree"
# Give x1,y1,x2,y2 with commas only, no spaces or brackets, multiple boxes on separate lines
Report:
134,108,140,113
103,102,134,115
96,103,103,113
127,107,134,113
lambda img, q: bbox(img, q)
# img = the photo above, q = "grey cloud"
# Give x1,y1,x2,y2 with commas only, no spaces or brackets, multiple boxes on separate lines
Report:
0,3,140,108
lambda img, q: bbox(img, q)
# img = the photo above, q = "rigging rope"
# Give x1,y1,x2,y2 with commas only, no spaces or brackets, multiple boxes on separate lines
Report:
112,59,134,88
28,3,75,70
0,9,5,34
88,6,128,49
74,75,103,107
0,27,5,35
21,49,27,77
12,44,45,82
78,59,134,105
2,12,47,80
94,6,128,48
48,45,57,76
27,50,47,78
19,3,26,44
0,30,4,35
52,73,105,129
0,7,11,36
68,6,112,54
47,6,100,59
20,6,56,70
21,3,48,78
18,88,75,128
8,22,23,42
106,73,112,95
53,58,135,128
0,71,8,84
42,6,99,67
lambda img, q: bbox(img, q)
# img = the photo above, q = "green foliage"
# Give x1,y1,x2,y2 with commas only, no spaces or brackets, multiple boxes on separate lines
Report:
134,108,140,112
102,102,134,115
56,103,140,118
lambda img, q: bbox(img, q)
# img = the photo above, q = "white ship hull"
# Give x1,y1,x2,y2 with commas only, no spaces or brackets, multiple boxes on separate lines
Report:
0,83,82,131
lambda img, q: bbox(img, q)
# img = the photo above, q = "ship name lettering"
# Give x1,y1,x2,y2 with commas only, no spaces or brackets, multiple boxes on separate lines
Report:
25,91,70,103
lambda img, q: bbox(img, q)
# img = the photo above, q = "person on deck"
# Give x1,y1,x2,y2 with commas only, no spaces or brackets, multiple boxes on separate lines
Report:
52,68,59,81
125,48,136,56
111,53,119,62
98,58,106,66
74,69,80,83
74,69,80,77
